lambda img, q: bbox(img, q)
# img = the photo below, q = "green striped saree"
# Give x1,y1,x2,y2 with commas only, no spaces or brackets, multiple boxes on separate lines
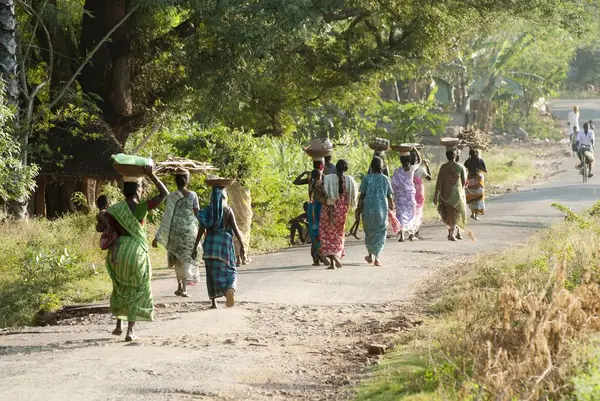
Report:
106,201,154,322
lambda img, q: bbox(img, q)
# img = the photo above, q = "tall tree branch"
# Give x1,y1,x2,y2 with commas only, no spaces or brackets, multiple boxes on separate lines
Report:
40,2,140,116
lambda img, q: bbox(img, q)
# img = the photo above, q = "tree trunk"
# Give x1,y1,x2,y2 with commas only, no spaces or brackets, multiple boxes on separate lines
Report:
0,0,28,219
0,0,19,109
81,0,134,147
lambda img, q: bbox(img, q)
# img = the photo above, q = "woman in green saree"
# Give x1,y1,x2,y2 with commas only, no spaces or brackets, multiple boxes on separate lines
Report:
100,165,168,341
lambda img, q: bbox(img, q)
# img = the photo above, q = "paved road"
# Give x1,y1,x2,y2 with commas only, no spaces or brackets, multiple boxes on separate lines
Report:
1,99,600,401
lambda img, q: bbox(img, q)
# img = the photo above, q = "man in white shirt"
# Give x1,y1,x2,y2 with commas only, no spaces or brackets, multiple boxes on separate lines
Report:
576,122,595,177
568,105,580,132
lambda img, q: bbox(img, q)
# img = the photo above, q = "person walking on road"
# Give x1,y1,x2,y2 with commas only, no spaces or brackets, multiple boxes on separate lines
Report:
359,157,395,266
434,149,468,241
101,166,168,341
153,171,200,298
410,149,431,239
464,149,488,220
194,183,245,309
569,106,581,156
319,159,358,269
293,159,329,266
391,150,417,242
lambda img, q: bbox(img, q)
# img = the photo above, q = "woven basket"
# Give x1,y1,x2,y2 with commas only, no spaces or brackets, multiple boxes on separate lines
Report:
440,137,460,147
114,163,146,177
390,145,413,153
205,178,236,187
368,137,390,151
304,148,332,158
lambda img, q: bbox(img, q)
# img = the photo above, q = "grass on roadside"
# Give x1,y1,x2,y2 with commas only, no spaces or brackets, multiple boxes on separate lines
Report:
355,203,600,400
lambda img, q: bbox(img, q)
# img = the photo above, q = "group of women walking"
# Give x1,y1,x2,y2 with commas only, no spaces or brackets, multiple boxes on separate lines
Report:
295,143,489,267
97,142,489,341
97,166,243,341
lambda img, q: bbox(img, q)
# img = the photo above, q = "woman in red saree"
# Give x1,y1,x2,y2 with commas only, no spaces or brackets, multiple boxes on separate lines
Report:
319,160,358,269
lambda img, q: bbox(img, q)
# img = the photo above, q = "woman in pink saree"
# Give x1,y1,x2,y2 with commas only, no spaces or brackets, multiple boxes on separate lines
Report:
391,150,417,242
410,149,431,239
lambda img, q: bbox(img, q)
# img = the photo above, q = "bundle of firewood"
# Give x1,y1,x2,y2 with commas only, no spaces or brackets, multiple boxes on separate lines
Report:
154,157,218,175
457,126,492,150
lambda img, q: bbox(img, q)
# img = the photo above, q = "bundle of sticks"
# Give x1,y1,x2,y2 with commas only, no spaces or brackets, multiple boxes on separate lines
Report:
457,126,492,150
154,157,218,175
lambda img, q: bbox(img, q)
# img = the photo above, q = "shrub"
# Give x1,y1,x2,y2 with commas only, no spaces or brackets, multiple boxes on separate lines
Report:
0,214,110,327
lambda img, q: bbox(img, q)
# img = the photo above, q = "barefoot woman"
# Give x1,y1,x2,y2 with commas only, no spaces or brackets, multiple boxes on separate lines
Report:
359,157,395,266
319,160,358,269
434,149,468,241
194,182,245,309
153,170,200,297
104,166,168,341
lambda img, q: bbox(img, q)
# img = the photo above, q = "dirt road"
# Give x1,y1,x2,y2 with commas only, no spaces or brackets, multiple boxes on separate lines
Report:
1,100,599,401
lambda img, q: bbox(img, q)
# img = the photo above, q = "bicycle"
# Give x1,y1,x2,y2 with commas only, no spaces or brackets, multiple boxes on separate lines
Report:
578,144,594,183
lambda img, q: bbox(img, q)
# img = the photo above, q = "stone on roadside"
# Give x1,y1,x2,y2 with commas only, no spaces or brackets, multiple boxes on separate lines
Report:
515,127,529,140
367,344,386,355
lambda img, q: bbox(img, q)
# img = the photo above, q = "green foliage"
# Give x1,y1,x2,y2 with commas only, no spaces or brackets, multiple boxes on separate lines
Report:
369,100,448,144
496,106,563,139
572,345,600,401
0,83,38,204
21,247,83,312
0,214,111,327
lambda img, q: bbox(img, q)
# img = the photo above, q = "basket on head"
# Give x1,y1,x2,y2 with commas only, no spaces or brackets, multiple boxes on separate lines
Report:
205,178,236,188
440,137,461,148
303,148,332,159
304,137,333,159
390,145,413,156
368,137,390,152
112,153,153,178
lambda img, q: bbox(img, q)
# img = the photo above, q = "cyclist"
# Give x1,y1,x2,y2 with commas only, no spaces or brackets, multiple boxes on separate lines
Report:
576,122,595,178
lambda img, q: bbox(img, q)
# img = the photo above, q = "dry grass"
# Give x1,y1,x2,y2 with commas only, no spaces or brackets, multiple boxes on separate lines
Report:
357,204,600,400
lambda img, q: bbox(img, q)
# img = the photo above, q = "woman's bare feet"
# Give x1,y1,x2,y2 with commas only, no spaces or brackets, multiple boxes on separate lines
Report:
374,258,382,266
112,319,123,336
333,256,343,269
210,299,218,309
125,322,136,341
408,234,418,242
365,255,373,264
225,288,235,308
398,232,405,242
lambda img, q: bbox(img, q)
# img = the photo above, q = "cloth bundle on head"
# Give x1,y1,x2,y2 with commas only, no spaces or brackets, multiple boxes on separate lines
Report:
198,187,225,230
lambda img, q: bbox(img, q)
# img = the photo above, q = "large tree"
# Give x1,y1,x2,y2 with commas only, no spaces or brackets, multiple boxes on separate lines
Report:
2,0,590,217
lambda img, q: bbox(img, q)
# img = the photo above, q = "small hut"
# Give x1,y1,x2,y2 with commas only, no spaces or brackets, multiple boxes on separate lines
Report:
31,129,121,218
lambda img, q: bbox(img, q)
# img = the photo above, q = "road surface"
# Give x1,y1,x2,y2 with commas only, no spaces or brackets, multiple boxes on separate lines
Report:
1,99,599,401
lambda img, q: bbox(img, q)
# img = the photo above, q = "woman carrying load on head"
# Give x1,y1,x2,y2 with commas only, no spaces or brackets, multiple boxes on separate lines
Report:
434,148,468,241
319,159,358,269
410,148,432,238
193,182,245,309
464,148,488,220
153,170,200,298
293,158,329,267
359,156,395,266
99,165,168,341
391,147,424,242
